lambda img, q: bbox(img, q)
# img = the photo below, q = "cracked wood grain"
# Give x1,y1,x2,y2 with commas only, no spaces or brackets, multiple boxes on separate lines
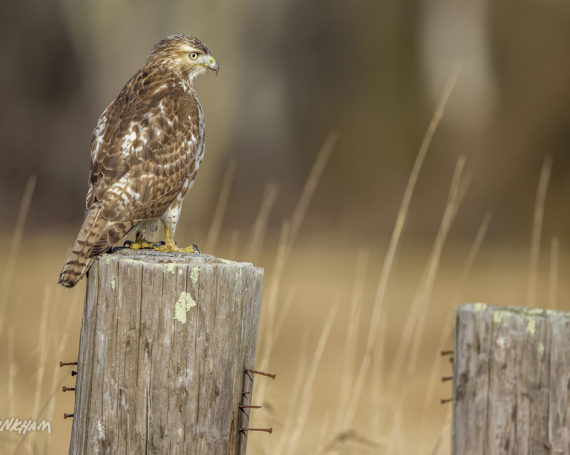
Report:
453,303,570,454
68,249,263,455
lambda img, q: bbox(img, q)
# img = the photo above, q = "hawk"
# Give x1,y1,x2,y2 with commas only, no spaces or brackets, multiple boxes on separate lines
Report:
58,35,218,288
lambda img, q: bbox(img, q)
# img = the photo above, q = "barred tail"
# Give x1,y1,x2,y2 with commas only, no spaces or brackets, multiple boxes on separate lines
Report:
58,210,136,288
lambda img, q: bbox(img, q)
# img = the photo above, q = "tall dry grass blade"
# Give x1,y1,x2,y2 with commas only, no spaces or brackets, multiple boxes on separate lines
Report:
334,249,368,432
0,175,36,335
369,315,387,433
429,409,452,455
0,175,36,288
423,211,492,408
385,401,404,455
288,133,337,247
273,286,296,343
261,133,335,346
227,229,240,259
527,155,552,307
32,286,51,419
283,300,339,455
255,222,290,379
315,410,332,453
344,65,461,429
273,333,310,455
7,327,16,418
256,285,296,411
204,160,236,253
454,211,493,300
406,156,468,376
389,156,467,387
256,135,336,408
548,236,560,309
247,182,280,263
375,156,467,442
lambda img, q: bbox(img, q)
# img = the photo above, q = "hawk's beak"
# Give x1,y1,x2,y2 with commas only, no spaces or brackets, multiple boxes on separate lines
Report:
207,56,219,75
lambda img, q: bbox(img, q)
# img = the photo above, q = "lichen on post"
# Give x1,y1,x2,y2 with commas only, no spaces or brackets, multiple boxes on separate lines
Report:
68,249,263,455
453,303,570,454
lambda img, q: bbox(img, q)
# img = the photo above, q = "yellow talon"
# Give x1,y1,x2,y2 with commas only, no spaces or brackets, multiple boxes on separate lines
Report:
152,226,200,253
125,232,155,250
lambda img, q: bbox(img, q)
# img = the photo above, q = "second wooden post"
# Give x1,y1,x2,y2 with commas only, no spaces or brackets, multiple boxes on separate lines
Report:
453,303,570,454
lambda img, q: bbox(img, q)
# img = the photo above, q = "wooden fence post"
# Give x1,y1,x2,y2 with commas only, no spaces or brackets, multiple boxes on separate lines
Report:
453,303,570,454
68,249,264,454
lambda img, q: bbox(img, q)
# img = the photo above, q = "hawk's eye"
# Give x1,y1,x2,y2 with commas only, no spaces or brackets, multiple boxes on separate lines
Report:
189,52,199,60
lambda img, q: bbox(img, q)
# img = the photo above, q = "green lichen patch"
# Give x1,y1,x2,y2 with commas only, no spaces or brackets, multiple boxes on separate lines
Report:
174,291,196,324
526,317,536,335
493,310,514,325
191,267,200,284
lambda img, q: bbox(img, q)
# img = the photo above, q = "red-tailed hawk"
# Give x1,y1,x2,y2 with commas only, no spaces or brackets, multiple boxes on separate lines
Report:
59,35,218,288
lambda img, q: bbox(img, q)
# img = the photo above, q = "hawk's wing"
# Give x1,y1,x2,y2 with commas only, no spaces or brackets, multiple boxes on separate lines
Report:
86,70,203,223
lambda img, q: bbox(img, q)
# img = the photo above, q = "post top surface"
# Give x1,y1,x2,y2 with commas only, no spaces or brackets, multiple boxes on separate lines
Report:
458,302,570,320
97,248,261,271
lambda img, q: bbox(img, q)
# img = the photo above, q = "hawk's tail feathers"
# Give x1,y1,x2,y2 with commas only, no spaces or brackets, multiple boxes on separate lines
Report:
58,210,136,288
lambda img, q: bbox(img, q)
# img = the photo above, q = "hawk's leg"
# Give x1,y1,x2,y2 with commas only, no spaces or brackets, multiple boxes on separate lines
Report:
153,226,199,253
124,232,156,250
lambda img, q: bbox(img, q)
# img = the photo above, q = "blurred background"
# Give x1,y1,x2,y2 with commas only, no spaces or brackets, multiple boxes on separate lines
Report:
1,0,570,453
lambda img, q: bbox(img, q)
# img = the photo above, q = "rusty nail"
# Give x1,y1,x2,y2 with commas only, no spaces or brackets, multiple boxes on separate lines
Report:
62,386,76,392
441,398,453,405
245,369,276,380
441,350,453,356
63,413,74,419
240,427,272,434
242,391,251,397
71,370,77,376
60,361,78,367
239,405,262,409
442,376,453,382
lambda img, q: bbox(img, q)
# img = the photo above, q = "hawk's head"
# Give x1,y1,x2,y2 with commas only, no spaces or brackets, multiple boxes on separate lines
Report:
148,35,219,82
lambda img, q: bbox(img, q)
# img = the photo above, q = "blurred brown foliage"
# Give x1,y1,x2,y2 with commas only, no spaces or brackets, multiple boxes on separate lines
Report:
1,0,570,241
2,2,570,453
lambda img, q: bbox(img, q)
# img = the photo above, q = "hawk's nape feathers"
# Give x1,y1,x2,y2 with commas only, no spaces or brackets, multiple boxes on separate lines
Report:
59,35,218,287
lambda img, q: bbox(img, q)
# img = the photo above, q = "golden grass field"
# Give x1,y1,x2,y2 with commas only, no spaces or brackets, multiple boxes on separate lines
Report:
0,228,565,454
1,78,567,454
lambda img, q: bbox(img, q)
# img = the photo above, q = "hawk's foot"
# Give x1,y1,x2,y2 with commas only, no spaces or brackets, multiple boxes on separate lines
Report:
152,226,200,254
124,233,155,250
152,242,200,254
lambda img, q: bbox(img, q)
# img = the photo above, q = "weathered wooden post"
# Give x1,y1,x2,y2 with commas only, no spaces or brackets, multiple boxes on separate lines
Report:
68,249,264,454
453,303,570,454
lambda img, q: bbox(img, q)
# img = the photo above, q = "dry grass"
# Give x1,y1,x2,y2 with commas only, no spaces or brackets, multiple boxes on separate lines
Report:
0,68,567,454
527,155,553,308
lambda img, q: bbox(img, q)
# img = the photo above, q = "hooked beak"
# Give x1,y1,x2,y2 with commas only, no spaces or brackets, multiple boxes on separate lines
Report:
207,55,219,75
